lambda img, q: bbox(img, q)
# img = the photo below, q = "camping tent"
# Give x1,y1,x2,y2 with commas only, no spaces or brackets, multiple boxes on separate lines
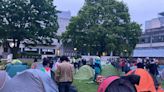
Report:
74,65,94,80
98,75,139,92
101,65,121,77
1,69,59,92
11,59,22,64
127,69,157,92
6,63,28,77
0,71,10,91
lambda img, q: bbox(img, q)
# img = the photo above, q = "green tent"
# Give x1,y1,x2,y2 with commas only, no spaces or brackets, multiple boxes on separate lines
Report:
74,65,94,80
11,59,22,64
101,64,121,77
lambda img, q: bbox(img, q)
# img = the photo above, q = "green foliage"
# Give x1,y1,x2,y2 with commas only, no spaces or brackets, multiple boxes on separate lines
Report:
62,0,141,56
0,0,58,58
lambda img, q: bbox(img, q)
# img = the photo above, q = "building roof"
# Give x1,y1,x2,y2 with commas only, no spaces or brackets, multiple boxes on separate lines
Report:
133,48,164,57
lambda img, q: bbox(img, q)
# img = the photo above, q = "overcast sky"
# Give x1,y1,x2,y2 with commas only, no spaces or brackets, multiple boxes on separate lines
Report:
54,0,164,30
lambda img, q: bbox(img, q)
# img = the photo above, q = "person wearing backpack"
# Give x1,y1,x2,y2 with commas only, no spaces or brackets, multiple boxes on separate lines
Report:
93,57,102,82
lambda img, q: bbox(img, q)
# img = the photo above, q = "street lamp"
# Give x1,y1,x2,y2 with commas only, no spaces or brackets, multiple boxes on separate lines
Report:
124,49,128,57
57,49,60,56
74,48,77,56
124,49,127,52
74,48,77,51
9,42,15,48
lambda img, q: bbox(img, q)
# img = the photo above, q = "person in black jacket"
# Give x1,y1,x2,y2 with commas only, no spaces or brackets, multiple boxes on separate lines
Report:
137,59,144,69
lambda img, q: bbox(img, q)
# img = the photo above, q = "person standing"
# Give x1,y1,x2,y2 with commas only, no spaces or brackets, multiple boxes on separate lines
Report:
31,58,38,69
93,57,102,82
55,56,74,92
41,58,52,77
137,58,144,69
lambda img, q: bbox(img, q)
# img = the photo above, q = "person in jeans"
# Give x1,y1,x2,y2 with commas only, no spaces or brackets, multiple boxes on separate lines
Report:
55,56,74,92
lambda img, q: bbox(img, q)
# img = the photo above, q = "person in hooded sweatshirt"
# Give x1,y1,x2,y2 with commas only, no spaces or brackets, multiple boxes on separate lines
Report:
93,57,102,82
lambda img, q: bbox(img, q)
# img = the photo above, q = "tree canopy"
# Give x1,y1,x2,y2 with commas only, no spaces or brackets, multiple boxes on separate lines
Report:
0,0,58,58
62,0,141,56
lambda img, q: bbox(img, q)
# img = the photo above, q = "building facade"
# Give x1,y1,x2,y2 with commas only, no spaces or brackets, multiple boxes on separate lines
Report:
133,12,164,57
0,11,73,58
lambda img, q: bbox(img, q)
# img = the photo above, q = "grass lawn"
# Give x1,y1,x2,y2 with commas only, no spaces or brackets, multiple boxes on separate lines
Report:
74,80,164,92
73,65,121,92
73,65,164,92
73,80,98,92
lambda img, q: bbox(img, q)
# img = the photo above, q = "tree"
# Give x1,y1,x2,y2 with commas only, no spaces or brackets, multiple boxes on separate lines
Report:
62,0,141,56
0,0,58,58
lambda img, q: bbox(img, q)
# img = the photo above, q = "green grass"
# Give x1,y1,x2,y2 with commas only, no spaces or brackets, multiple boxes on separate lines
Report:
73,65,120,92
73,80,98,92
73,65,164,92
73,78,164,92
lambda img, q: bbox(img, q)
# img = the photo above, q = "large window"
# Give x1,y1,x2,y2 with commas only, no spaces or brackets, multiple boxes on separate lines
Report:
139,37,151,43
152,35,164,43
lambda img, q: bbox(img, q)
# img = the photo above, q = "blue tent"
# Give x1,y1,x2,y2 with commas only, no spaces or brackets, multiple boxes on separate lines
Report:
6,63,28,77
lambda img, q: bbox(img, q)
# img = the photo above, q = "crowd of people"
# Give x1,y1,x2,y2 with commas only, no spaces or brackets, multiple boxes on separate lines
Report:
2,56,163,92
111,57,161,88
31,56,75,92
111,58,160,77
30,56,104,92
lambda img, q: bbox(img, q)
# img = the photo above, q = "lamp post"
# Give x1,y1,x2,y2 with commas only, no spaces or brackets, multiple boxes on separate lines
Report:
124,49,128,57
9,42,15,48
9,41,17,59
124,49,127,53
74,48,77,56
57,49,60,56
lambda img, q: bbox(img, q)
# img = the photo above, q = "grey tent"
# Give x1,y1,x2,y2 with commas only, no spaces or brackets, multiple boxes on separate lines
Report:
1,69,59,92
0,71,10,91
